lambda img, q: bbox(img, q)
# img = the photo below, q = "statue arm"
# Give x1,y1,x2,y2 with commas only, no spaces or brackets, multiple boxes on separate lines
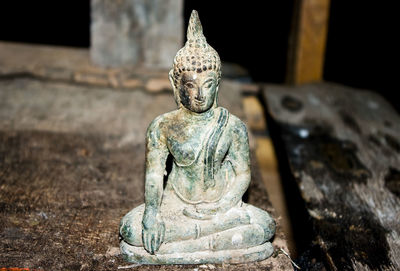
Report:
219,120,251,209
142,116,169,254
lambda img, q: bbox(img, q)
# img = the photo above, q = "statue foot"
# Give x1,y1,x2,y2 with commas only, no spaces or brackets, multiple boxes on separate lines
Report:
120,240,274,264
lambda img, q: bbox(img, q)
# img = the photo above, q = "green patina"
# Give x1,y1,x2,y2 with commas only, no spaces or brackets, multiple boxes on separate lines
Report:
119,10,275,264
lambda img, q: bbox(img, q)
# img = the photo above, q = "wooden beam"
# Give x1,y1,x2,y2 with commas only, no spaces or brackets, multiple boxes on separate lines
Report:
264,82,400,270
243,96,297,256
287,0,330,84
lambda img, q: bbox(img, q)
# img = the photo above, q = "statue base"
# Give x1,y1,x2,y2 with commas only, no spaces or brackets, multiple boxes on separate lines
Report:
120,240,274,265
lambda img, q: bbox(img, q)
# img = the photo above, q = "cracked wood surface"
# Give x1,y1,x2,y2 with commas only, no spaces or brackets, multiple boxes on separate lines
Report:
264,82,400,271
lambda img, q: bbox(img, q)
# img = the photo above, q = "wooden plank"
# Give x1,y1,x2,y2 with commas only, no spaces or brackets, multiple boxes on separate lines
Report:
242,96,297,256
255,137,297,257
287,0,330,84
243,96,267,132
263,82,400,270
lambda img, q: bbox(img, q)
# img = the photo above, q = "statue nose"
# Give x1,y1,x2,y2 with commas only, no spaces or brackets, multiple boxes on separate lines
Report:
195,87,203,100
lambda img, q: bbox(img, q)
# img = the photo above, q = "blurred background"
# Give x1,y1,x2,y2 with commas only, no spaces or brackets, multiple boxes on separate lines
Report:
0,0,397,110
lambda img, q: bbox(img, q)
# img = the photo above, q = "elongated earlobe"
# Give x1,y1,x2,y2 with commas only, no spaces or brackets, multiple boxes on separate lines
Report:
169,70,181,107
213,85,219,108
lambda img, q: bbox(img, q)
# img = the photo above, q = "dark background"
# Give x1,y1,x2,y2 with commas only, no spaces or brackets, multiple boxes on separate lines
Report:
0,1,397,110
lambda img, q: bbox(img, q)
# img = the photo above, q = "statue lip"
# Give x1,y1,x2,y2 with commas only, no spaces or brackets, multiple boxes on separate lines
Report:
194,99,205,105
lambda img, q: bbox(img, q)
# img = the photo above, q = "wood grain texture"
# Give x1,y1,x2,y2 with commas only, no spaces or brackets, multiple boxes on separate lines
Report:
263,82,400,270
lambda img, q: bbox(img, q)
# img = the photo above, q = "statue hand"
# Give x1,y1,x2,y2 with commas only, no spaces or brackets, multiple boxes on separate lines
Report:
200,201,231,214
142,211,165,254
183,201,232,220
183,205,214,220
195,202,220,215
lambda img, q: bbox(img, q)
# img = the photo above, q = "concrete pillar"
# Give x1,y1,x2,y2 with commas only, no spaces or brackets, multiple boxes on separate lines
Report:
91,0,183,69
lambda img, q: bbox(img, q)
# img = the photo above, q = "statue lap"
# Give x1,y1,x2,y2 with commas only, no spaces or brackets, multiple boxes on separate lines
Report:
120,188,275,252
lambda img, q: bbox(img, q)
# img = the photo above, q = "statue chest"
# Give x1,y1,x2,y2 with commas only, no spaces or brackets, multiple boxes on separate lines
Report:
166,123,230,168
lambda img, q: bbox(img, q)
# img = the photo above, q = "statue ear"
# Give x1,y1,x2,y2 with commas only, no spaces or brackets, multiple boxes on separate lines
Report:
213,84,219,108
168,70,175,91
169,70,181,107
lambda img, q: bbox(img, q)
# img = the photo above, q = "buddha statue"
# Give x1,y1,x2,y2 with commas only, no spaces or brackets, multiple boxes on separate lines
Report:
119,10,275,264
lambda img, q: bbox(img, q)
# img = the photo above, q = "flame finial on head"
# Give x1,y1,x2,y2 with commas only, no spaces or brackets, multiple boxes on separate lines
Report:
187,10,204,41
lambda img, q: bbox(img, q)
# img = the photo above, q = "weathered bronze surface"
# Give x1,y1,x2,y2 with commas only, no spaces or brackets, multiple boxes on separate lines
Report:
119,10,275,264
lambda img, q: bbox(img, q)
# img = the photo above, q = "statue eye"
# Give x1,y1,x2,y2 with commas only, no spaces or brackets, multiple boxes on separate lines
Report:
203,80,214,89
185,82,195,89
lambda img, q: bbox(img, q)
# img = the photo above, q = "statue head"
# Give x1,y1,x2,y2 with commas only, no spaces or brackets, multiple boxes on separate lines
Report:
169,10,222,113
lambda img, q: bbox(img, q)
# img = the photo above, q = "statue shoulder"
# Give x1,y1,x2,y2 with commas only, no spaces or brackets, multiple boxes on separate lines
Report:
147,110,178,131
227,112,249,138
146,110,179,143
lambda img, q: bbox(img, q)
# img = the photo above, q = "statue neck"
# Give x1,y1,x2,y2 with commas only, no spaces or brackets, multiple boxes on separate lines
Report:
180,106,215,121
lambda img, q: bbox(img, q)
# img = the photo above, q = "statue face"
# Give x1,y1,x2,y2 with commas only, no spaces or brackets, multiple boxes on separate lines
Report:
179,71,218,113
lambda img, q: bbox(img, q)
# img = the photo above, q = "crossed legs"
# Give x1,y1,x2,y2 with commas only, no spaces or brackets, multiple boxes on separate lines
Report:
120,202,275,254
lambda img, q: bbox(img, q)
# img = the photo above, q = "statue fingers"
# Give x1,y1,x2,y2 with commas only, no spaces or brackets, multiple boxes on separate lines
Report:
155,231,161,253
143,231,152,254
142,231,149,252
202,209,214,215
196,203,219,215
196,207,215,215
183,207,197,218
159,226,165,246
150,234,156,254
